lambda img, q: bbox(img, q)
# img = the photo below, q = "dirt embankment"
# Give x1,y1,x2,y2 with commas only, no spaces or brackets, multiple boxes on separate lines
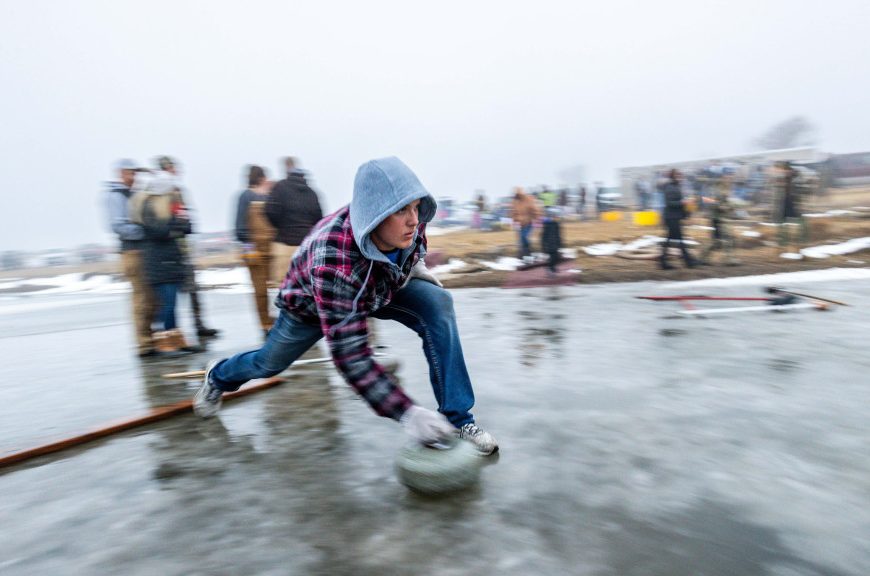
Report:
430,212,870,288
5,189,870,289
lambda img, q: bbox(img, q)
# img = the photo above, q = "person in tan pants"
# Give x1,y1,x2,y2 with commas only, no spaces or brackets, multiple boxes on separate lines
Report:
121,249,157,354
105,159,157,357
265,157,324,287
235,165,276,334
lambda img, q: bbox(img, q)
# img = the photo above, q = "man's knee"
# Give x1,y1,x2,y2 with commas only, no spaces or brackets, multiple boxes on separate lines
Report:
250,351,289,377
428,288,456,324
252,361,285,378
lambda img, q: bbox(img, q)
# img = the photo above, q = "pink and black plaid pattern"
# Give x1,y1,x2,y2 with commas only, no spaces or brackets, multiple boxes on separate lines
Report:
275,206,426,420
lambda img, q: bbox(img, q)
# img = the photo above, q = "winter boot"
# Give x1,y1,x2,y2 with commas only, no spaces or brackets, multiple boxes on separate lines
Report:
154,330,181,355
190,290,220,338
170,329,202,353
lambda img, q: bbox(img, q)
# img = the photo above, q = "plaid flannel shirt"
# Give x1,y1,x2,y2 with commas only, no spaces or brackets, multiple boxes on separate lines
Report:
275,206,425,420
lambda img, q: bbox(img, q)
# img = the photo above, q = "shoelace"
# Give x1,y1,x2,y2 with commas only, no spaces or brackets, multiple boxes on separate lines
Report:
461,423,483,437
206,385,223,402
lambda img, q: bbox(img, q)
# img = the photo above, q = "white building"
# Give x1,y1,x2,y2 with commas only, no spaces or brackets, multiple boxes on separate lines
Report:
619,147,825,206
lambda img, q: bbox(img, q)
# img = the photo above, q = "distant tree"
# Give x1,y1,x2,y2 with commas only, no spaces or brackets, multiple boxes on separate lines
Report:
753,116,817,150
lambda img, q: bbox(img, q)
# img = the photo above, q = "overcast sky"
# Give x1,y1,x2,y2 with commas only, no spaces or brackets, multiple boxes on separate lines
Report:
2,0,870,251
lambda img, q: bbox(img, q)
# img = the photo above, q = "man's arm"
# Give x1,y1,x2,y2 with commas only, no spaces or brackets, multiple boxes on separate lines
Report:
265,182,286,230
311,265,414,420
107,191,145,241
310,192,324,224
235,191,251,243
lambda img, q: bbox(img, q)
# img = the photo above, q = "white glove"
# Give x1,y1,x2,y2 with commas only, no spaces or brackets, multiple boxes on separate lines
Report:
406,259,443,288
400,405,456,446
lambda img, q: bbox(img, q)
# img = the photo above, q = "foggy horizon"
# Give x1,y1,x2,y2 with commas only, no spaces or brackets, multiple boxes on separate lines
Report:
3,0,870,251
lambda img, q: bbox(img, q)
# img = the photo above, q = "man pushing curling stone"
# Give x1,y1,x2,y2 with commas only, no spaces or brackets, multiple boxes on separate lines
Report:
194,157,498,456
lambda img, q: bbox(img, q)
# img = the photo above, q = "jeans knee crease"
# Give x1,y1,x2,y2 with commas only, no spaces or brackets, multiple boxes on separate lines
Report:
389,304,444,389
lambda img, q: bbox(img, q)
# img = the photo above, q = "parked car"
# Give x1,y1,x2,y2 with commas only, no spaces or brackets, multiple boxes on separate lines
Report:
597,187,624,209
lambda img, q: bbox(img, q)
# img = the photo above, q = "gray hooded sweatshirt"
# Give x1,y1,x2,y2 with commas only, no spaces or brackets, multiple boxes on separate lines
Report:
274,157,438,420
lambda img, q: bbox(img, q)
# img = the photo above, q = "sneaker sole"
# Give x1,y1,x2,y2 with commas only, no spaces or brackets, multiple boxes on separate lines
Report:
193,361,222,418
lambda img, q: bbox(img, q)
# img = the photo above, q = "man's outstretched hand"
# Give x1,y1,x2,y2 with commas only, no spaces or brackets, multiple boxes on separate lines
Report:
400,405,455,446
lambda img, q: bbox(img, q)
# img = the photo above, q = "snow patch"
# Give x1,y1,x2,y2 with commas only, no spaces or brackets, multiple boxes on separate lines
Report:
197,267,252,287
665,267,870,289
479,257,522,271
430,259,468,275
425,226,465,237
800,238,870,259
804,209,860,218
624,236,666,250
0,273,128,296
584,235,693,256
584,243,623,256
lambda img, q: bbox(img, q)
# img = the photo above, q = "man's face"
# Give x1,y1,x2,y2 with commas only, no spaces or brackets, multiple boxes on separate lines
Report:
120,169,136,187
370,199,421,252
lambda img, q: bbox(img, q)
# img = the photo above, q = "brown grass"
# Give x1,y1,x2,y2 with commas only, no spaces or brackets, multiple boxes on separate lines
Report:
4,187,870,288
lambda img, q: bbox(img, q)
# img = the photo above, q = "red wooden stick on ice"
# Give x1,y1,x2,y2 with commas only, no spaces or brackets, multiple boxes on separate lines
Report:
0,376,286,470
637,295,771,302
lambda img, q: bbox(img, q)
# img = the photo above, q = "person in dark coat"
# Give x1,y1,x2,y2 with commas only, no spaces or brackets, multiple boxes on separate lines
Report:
776,162,808,246
130,174,198,353
541,207,563,276
660,169,696,270
154,156,219,338
266,157,324,285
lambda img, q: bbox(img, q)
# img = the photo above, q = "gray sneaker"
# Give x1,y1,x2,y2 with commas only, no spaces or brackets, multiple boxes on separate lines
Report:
458,423,499,455
193,360,223,418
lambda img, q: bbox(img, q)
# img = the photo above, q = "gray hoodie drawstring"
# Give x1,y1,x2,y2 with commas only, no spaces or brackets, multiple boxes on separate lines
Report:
330,259,374,335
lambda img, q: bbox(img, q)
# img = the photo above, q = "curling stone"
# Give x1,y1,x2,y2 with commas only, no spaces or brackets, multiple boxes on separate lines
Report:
395,438,480,495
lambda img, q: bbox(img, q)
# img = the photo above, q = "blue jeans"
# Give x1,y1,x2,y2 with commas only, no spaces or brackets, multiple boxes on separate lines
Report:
210,279,476,426
153,282,179,330
518,224,533,258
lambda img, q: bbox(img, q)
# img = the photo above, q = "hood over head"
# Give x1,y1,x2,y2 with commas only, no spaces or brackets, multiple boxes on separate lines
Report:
350,157,437,262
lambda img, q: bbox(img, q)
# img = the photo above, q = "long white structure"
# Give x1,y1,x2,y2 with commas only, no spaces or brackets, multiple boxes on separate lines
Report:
619,146,824,204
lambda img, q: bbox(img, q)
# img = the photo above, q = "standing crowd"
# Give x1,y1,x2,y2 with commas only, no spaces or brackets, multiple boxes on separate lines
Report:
106,156,219,357
105,155,323,357
647,161,812,269
493,160,812,274
233,157,323,336
106,156,498,456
